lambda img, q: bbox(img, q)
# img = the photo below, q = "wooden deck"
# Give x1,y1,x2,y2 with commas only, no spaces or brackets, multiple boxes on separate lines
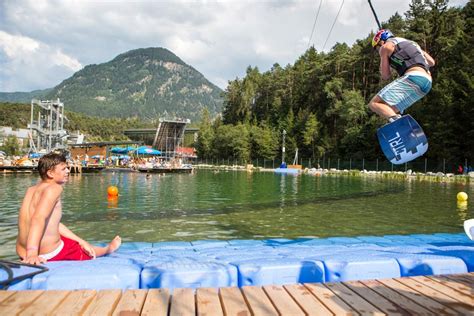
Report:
0,273,472,315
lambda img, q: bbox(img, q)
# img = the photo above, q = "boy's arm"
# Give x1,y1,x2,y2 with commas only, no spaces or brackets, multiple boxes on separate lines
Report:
423,50,435,67
58,223,84,243
23,186,62,265
59,223,96,258
379,43,394,81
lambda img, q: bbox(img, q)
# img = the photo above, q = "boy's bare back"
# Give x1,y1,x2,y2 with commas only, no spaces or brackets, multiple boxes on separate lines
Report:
16,181,63,260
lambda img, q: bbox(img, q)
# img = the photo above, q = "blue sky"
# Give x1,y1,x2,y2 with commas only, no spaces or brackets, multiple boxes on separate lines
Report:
0,0,468,92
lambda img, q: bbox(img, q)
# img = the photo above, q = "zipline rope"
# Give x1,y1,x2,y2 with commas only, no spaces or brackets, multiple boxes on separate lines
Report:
367,0,382,29
307,0,324,49
322,0,345,51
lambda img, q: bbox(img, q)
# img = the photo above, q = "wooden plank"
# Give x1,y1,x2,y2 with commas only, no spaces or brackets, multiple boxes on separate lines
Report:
263,285,305,316
51,290,97,316
360,279,433,315
284,284,333,316
305,282,357,315
196,288,223,316
379,278,459,315
442,274,474,287
0,290,43,315
82,289,122,316
427,275,474,296
219,287,251,316
325,282,385,316
141,289,170,316
343,281,408,316
0,290,15,303
170,288,195,316
112,289,147,316
241,285,278,316
20,290,69,316
394,277,474,315
411,276,473,304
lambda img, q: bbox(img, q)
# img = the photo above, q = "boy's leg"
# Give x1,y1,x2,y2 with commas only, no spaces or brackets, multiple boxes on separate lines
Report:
371,74,430,121
368,95,400,119
93,236,122,257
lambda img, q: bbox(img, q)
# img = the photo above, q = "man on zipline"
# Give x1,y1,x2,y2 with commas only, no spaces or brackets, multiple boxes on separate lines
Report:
368,29,435,122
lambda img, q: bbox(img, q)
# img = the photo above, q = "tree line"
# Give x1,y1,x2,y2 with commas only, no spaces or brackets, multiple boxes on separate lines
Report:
195,0,473,164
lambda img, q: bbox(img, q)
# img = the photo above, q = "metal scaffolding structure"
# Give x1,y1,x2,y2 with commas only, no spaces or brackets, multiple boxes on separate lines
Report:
28,99,68,153
152,118,190,158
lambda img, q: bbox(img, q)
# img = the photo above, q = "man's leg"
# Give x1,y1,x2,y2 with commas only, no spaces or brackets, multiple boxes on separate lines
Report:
368,95,400,120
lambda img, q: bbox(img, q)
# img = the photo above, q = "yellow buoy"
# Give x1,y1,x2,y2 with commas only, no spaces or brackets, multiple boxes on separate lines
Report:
457,192,468,202
457,201,468,211
107,186,119,197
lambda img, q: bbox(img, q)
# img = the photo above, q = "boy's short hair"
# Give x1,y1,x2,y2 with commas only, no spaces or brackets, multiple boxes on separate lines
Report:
38,152,67,180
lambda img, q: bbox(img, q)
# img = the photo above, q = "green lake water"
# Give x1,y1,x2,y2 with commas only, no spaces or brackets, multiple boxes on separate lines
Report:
1,170,473,259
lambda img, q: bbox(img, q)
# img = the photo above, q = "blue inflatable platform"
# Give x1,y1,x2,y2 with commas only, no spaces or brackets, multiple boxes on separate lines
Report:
5,233,473,291
274,168,301,174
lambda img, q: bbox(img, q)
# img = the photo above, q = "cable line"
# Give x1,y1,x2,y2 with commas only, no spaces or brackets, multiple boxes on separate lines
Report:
322,0,345,51
368,0,382,29
307,0,324,49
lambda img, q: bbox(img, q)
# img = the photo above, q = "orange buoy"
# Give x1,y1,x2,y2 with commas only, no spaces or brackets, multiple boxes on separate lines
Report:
107,186,119,197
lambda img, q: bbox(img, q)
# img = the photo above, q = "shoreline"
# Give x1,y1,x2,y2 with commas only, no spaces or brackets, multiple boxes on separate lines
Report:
194,163,474,183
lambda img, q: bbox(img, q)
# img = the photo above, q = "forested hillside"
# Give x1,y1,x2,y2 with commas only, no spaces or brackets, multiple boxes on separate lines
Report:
0,89,52,103
196,0,473,163
43,47,223,121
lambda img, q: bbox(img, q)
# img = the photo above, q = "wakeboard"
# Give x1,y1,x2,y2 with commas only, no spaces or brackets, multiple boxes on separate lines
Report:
377,115,428,164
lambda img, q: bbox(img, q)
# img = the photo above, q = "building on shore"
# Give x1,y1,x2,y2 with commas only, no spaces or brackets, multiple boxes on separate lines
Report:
0,126,30,148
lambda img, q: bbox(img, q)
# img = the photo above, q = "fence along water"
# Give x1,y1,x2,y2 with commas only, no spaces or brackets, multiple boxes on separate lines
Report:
196,157,472,174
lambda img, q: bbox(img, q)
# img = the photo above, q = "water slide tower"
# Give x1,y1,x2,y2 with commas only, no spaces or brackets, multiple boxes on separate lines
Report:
28,99,68,153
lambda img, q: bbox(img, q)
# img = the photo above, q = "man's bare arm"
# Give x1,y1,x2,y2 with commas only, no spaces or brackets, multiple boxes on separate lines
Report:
423,50,435,67
379,43,394,80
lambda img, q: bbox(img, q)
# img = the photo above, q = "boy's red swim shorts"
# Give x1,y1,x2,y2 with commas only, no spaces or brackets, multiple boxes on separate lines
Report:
48,235,92,261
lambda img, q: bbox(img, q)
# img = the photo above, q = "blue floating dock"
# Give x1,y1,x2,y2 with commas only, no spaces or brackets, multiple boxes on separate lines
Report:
320,254,401,282
31,258,141,290
141,261,237,290
274,168,301,174
233,258,325,286
5,233,473,291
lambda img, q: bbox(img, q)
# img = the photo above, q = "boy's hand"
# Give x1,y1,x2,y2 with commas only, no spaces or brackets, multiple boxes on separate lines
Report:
79,241,96,259
22,255,46,265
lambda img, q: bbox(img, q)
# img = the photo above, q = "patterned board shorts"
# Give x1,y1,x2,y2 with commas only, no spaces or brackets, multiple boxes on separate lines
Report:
378,73,432,113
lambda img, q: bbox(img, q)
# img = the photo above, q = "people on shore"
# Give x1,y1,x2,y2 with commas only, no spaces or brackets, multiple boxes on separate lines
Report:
16,152,121,265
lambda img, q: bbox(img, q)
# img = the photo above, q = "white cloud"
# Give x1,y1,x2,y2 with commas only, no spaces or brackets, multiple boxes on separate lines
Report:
0,31,39,57
0,0,469,92
0,31,82,91
52,50,82,71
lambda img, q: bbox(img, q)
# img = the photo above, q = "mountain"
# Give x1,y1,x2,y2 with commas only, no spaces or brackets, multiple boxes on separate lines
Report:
0,88,53,103
1,47,223,121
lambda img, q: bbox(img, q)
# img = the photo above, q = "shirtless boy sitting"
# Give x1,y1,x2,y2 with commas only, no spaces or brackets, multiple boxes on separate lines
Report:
17,152,121,265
